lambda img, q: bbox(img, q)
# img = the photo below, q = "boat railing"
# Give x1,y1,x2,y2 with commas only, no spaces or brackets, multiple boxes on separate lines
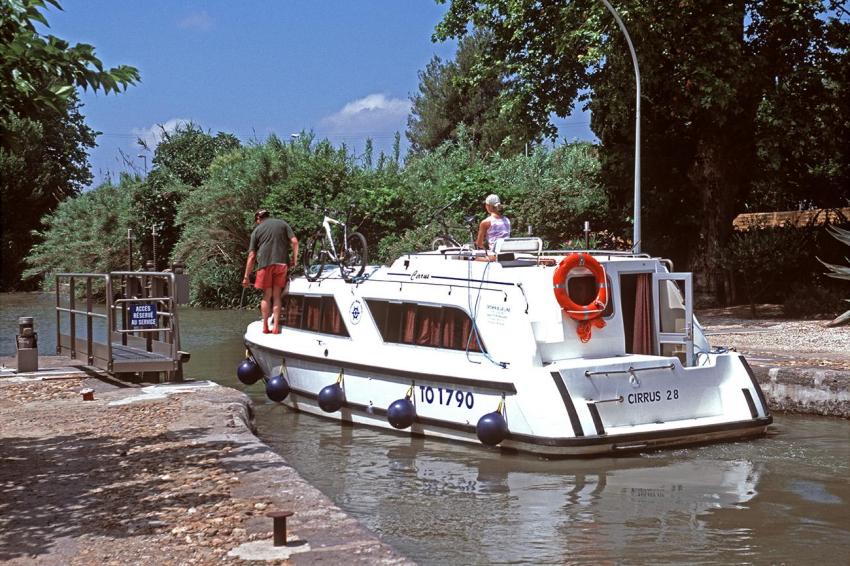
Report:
539,249,652,258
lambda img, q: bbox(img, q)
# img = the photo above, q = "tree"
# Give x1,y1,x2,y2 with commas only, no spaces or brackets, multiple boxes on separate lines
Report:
407,30,539,155
0,0,139,289
748,1,850,211
0,96,96,289
24,175,140,283
131,123,241,268
0,0,139,117
435,0,849,303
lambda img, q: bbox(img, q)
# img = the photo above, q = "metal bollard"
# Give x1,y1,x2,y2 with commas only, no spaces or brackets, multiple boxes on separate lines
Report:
16,316,38,373
266,510,294,546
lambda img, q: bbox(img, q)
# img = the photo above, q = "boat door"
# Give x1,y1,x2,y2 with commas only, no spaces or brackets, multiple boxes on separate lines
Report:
652,273,694,366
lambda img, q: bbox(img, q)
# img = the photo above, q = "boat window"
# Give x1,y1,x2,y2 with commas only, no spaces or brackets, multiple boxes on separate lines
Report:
567,275,614,317
365,300,484,352
280,294,349,337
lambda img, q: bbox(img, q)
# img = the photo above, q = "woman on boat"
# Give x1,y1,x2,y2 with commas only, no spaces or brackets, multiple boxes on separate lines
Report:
476,193,511,252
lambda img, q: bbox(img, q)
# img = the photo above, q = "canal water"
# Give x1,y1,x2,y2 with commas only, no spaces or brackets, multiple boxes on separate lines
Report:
3,292,849,564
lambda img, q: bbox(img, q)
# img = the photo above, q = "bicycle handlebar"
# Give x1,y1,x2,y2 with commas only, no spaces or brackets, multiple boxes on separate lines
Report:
428,196,462,222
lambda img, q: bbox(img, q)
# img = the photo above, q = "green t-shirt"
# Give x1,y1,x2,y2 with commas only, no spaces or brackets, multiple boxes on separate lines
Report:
249,218,295,269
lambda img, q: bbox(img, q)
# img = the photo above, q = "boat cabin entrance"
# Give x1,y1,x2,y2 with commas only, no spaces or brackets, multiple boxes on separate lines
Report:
619,271,694,365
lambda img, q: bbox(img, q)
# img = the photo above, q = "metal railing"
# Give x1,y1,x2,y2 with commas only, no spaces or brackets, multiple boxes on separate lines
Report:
55,273,112,367
55,271,184,379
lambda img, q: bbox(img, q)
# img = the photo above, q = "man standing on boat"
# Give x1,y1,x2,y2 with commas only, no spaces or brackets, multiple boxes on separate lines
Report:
242,209,298,334
476,194,511,252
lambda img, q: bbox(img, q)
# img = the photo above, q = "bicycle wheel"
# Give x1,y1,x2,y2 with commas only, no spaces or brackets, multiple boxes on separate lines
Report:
431,237,451,250
340,232,368,281
303,235,326,282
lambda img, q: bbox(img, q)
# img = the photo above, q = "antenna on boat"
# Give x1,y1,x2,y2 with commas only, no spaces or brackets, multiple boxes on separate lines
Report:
600,0,641,253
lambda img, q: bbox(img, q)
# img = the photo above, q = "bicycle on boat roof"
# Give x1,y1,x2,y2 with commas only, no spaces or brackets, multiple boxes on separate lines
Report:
427,198,478,250
302,204,368,282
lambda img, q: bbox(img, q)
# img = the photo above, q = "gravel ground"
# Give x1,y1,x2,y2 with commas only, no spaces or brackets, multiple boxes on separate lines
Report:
0,376,410,565
697,306,850,370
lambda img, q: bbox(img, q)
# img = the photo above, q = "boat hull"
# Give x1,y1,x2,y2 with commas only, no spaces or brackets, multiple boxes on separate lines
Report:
246,338,771,457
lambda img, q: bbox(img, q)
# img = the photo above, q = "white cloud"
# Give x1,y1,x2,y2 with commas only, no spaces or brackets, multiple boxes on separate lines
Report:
319,94,411,135
132,118,191,150
178,10,213,31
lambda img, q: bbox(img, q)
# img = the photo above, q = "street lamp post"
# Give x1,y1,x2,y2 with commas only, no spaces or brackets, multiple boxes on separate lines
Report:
137,154,148,175
600,0,641,253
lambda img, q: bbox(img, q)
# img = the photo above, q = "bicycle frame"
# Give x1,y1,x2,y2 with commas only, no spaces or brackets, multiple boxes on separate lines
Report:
319,214,349,262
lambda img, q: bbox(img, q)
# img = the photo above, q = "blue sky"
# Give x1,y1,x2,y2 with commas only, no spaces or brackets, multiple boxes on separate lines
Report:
43,1,594,187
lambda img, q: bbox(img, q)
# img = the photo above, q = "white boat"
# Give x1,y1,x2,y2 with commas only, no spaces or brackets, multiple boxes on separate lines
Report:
240,238,771,457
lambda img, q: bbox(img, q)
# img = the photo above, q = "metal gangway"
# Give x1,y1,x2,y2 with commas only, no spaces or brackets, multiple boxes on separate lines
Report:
55,270,190,382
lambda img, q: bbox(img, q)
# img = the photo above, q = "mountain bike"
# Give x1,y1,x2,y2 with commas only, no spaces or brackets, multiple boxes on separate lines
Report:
303,206,368,282
427,199,477,250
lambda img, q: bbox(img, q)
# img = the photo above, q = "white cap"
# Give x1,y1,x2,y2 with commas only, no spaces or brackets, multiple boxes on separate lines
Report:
484,194,501,206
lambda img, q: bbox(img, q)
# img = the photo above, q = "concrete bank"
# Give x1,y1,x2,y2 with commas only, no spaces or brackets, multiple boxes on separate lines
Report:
0,368,412,565
698,311,849,419
751,366,850,419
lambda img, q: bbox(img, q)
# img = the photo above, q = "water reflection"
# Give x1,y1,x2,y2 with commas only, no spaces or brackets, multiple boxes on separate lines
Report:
257,404,803,565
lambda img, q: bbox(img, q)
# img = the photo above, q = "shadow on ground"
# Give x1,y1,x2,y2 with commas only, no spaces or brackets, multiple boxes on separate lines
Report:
0,426,274,561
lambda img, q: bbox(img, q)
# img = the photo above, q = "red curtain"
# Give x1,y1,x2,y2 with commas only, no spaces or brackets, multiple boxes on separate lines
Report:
461,316,482,352
366,301,483,352
305,297,321,332
320,296,343,335
402,304,417,344
284,295,303,328
416,306,443,346
633,274,653,355
442,309,460,349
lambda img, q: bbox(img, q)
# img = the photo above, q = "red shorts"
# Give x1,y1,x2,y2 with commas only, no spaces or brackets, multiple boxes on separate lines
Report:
255,264,288,290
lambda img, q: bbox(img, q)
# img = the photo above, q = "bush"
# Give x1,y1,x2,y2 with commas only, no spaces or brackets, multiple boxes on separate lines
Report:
24,175,141,286
782,282,847,319
173,142,284,307
722,224,826,317
30,126,610,308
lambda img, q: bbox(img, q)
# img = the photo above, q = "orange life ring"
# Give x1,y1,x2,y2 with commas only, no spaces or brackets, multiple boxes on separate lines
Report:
552,253,608,342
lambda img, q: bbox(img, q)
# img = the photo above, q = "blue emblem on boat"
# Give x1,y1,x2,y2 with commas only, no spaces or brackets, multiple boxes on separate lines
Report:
349,299,362,325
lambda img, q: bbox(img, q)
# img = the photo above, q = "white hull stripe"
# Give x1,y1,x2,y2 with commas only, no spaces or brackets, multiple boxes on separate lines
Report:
246,340,517,394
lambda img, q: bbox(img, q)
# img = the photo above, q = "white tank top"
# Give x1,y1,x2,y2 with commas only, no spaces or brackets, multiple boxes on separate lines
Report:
486,215,511,250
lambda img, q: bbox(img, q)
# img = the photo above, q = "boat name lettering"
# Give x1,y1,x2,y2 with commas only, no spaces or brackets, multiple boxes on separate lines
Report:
485,304,511,326
419,385,474,409
486,304,510,314
410,271,431,280
627,389,679,404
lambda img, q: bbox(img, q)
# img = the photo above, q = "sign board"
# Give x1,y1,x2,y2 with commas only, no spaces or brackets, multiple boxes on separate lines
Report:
129,303,158,328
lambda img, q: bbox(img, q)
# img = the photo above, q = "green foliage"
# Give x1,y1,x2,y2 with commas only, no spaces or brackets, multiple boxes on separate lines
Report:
0,97,96,290
492,142,607,247
404,135,606,249
23,175,141,284
721,225,815,316
132,123,242,268
172,131,606,305
30,122,605,308
408,30,538,155
0,0,138,289
173,141,285,306
435,0,850,302
143,122,241,187
0,0,139,117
